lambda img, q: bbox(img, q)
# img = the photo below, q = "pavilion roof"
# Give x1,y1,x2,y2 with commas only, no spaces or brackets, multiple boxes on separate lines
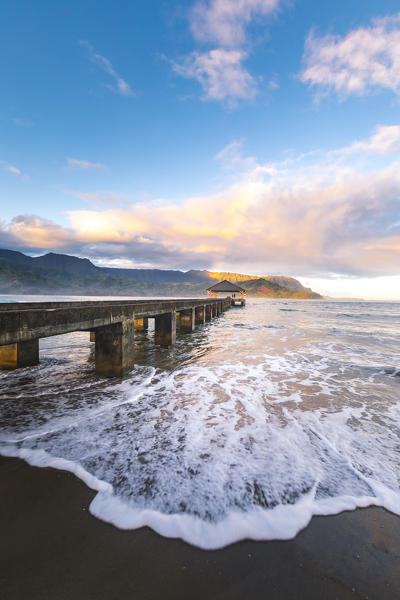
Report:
206,280,245,292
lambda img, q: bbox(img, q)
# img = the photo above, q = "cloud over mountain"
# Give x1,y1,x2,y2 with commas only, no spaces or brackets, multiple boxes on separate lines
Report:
2,126,400,277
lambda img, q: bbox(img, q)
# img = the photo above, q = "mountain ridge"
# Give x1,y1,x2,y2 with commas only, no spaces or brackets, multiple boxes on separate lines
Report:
0,249,322,299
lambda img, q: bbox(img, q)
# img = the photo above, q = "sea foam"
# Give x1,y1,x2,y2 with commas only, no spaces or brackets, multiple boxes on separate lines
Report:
1,299,399,549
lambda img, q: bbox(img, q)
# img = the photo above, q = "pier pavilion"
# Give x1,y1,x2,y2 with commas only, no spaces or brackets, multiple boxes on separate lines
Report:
0,298,231,377
207,280,246,306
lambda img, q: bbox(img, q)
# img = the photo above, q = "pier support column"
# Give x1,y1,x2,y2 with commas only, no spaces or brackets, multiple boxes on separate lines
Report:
205,304,212,321
195,305,206,325
90,331,96,342
134,317,148,331
179,308,195,332
155,312,176,347
0,339,39,369
95,319,134,377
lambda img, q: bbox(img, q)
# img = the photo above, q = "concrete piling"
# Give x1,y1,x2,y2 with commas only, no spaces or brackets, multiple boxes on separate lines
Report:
155,312,176,347
195,305,206,325
0,339,39,369
179,308,196,332
95,319,135,377
134,317,148,331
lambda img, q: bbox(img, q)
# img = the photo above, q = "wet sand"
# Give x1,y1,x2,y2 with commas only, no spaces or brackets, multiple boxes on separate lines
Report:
1,456,399,600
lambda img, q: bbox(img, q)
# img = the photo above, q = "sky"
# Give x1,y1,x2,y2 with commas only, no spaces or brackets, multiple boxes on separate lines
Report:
1,0,400,299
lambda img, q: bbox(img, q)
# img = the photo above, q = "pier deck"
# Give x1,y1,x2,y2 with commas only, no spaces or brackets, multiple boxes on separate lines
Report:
0,298,231,376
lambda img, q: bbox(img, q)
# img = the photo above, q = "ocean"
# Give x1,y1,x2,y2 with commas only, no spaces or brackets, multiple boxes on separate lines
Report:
1,296,399,549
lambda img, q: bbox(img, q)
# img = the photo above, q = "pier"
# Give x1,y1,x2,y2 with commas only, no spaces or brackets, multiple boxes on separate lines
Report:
0,298,231,376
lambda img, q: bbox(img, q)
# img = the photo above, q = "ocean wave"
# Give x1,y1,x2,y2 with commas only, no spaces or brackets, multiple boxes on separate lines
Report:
336,313,372,318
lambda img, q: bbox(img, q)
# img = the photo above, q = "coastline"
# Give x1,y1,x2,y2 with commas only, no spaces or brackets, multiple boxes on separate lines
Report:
1,455,399,600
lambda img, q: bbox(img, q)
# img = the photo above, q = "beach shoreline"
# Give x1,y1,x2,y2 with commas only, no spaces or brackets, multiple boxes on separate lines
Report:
1,455,399,600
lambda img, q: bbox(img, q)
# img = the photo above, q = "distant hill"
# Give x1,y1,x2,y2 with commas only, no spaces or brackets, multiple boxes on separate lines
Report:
207,271,312,292
240,278,321,299
104,266,210,283
0,249,322,299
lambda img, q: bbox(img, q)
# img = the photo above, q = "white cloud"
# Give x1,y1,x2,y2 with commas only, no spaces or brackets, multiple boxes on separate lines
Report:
301,13,400,98
172,0,283,105
79,40,134,97
268,76,279,89
215,140,258,171
4,214,74,249
172,49,256,104
66,157,109,171
5,164,22,176
190,0,281,47
3,163,29,180
317,124,400,163
343,125,400,156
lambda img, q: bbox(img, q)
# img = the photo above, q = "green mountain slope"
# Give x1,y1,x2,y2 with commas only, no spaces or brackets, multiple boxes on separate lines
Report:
0,249,322,298
241,278,321,299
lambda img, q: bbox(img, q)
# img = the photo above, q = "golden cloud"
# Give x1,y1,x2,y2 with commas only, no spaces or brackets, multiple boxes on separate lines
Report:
3,133,400,277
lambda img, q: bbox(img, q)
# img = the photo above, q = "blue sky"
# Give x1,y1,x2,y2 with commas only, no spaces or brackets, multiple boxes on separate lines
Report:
1,0,400,298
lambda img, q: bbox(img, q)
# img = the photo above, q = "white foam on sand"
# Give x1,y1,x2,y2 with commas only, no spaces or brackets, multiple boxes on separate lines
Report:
88,485,397,551
1,445,112,493
89,488,318,550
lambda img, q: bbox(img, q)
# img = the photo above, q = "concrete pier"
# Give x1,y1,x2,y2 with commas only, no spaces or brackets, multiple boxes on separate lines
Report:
0,298,231,377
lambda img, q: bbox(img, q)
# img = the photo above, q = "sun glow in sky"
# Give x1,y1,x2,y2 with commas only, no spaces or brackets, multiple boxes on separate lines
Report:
1,0,400,299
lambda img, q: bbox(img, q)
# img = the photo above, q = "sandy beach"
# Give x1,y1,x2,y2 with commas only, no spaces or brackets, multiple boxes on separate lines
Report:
1,456,399,600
